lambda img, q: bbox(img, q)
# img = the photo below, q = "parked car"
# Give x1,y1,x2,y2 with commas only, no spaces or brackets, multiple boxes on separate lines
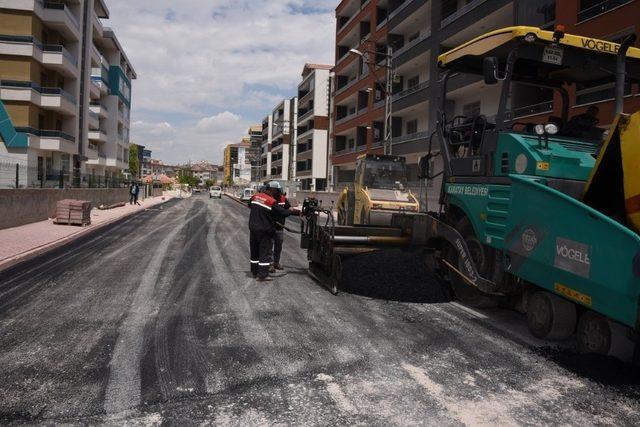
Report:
209,186,222,199
239,188,255,201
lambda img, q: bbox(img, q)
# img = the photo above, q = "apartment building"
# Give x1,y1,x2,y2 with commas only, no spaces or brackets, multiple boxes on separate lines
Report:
259,114,271,180
0,0,135,187
331,0,390,188
295,63,332,191
268,97,296,181
223,141,253,185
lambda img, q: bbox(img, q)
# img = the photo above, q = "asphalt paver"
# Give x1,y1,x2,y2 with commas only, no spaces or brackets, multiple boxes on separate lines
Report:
1,195,639,425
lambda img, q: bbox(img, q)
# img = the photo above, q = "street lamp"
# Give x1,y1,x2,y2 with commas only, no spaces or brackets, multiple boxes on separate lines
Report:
348,43,394,155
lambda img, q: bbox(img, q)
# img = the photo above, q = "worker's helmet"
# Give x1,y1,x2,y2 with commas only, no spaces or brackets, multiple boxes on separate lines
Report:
265,181,283,191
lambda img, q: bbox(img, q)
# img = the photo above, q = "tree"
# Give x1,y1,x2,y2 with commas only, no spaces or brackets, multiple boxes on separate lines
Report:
205,179,216,188
178,174,200,187
129,144,140,179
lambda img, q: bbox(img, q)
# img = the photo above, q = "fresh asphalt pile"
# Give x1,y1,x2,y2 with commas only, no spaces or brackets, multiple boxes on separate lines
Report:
339,249,453,303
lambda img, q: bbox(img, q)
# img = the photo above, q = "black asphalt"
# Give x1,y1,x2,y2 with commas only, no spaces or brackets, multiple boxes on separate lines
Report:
1,195,639,425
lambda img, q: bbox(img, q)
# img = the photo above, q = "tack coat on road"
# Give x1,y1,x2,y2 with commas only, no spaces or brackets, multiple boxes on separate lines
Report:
0,195,639,425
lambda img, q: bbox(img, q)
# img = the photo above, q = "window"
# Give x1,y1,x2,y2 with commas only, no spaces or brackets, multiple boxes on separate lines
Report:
406,119,418,135
407,75,420,89
408,32,420,43
463,101,481,117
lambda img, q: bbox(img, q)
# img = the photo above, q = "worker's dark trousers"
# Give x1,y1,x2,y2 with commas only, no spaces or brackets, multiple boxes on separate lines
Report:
250,230,273,278
272,230,284,265
129,194,135,205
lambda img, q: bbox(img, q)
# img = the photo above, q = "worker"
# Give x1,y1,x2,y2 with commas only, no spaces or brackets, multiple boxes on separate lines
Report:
564,105,604,140
270,188,291,273
248,181,296,282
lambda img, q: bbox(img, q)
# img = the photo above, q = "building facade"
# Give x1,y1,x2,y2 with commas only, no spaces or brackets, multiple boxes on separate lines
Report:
329,0,565,190
223,141,253,185
269,97,297,181
331,0,390,188
247,124,262,182
296,63,332,191
0,0,135,187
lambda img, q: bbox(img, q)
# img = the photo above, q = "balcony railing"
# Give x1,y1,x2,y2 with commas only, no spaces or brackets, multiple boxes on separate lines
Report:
335,111,358,126
15,126,76,142
336,76,360,96
441,0,487,28
392,130,430,145
578,0,633,22
0,34,78,66
298,108,314,122
394,30,431,57
0,80,76,103
41,1,80,28
90,101,107,111
388,0,412,22
511,100,554,119
89,111,100,121
392,80,429,101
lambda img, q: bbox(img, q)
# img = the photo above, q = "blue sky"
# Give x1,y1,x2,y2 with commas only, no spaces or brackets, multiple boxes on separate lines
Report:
106,0,336,164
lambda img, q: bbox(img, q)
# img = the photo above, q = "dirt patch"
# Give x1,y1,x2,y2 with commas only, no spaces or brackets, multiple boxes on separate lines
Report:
339,249,452,303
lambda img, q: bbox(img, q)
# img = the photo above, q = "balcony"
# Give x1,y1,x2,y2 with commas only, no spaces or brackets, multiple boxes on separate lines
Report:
393,80,430,102
337,0,372,38
88,111,100,129
510,101,554,120
37,0,81,41
88,129,108,143
91,76,109,95
0,80,77,115
298,108,314,123
90,102,108,118
578,0,634,22
92,11,104,38
393,30,431,59
392,130,430,145
15,127,77,153
441,0,487,28
0,35,78,77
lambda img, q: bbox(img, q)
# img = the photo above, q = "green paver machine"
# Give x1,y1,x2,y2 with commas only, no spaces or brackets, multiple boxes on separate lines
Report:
301,26,640,359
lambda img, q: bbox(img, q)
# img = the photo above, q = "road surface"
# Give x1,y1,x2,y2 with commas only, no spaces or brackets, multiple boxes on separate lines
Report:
1,195,639,425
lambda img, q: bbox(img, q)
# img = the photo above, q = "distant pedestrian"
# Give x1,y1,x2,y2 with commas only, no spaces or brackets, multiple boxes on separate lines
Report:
129,182,140,205
248,181,296,282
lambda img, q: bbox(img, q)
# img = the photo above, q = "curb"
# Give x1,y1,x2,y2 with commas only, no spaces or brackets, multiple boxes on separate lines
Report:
0,196,177,275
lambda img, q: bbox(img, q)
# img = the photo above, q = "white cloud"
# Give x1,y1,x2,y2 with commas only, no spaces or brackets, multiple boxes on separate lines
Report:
105,0,335,163
196,111,241,132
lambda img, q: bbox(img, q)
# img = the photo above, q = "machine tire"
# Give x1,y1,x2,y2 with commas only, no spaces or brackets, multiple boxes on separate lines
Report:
577,311,611,355
447,217,499,308
526,291,577,340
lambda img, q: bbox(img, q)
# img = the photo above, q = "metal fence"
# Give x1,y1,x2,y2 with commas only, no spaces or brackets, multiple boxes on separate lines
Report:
0,160,127,189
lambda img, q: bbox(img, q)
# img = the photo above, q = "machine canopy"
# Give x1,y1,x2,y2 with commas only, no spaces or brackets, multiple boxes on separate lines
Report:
438,26,640,87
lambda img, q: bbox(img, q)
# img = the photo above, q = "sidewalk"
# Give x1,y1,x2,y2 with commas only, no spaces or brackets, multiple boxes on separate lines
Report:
0,190,185,272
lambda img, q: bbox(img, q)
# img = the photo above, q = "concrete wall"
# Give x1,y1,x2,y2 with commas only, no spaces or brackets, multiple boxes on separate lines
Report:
0,188,129,229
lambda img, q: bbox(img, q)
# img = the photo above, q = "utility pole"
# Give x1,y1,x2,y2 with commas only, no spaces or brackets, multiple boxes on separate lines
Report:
350,44,394,156
384,45,393,156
